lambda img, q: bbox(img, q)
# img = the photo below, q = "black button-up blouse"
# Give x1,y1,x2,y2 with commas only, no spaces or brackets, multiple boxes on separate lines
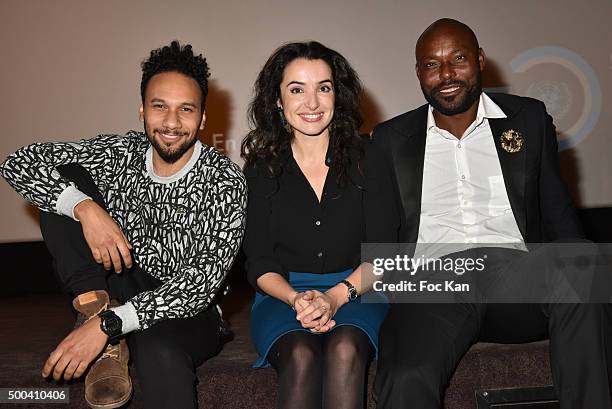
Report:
243,139,401,290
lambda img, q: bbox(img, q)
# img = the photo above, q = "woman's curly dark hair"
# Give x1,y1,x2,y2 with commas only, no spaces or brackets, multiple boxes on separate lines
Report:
241,41,364,184
140,40,210,111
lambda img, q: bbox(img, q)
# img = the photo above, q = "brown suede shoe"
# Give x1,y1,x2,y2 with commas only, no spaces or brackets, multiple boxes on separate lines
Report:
73,291,132,409
84,339,132,409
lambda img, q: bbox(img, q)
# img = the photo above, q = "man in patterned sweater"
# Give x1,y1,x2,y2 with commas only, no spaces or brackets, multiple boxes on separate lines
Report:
0,41,247,408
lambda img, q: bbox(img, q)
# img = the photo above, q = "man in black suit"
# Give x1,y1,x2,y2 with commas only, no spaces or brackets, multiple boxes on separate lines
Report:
372,18,611,409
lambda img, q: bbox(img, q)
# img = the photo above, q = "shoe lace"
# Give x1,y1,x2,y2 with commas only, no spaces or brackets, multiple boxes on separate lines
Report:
85,303,109,323
100,343,120,360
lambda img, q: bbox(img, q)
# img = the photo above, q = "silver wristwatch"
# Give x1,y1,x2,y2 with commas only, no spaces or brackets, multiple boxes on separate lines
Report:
340,279,358,302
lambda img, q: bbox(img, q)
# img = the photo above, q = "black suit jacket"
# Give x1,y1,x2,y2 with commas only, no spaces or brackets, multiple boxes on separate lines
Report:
372,93,584,244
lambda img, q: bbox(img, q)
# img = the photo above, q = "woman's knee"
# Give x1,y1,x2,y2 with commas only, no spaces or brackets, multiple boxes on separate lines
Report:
324,326,372,365
270,332,322,376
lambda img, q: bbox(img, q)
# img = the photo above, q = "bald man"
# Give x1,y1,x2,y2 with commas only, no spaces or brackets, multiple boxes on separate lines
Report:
372,18,611,409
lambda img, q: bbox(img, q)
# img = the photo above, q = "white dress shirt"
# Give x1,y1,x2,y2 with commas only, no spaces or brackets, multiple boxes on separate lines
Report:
416,92,527,258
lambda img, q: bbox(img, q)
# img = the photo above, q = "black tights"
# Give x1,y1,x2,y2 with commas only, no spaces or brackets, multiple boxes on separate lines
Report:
268,326,373,409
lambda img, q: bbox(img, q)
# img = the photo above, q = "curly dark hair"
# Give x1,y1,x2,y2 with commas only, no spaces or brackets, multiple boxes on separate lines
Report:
241,41,364,184
140,40,210,111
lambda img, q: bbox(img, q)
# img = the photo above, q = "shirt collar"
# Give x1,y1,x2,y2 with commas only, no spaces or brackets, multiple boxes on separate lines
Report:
426,91,507,133
146,140,202,184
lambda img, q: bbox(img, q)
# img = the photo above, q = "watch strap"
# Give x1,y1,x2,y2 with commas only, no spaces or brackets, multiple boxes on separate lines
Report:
340,279,358,302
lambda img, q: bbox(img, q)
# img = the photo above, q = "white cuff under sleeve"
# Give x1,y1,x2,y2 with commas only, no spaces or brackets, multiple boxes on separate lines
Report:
56,185,92,221
111,303,141,335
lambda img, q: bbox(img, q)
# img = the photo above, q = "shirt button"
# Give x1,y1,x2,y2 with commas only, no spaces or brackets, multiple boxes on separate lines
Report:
457,143,462,148
461,175,466,180
315,220,321,226
317,252,323,258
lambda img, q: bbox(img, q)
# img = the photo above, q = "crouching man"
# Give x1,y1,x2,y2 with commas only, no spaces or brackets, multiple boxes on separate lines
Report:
0,41,247,409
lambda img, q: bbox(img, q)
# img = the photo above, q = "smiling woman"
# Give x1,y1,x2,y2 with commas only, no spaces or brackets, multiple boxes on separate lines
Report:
241,41,364,188
278,58,335,140
240,42,401,409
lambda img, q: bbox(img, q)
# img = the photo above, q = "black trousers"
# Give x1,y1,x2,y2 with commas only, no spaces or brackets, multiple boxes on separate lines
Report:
40,164,221,409
374,247,612,409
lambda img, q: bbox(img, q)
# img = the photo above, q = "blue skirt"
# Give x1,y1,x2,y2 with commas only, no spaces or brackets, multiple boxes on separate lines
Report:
250,269,389,368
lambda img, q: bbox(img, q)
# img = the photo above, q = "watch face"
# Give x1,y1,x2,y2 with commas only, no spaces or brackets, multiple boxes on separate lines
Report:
104,315,121,332
101,312,122,335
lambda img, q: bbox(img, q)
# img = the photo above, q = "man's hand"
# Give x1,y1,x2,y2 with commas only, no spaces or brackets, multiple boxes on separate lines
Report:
75,200,132,273
42,317,108,381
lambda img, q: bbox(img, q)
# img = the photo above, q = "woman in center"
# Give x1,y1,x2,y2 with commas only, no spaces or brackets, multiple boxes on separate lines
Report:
241,41,400,409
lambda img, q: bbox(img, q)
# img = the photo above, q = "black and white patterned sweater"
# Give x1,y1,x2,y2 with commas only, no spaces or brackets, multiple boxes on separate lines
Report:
0,131,247,333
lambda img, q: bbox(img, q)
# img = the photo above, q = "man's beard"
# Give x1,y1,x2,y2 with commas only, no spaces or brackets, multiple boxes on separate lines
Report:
144,120,198,164
422,72,482,116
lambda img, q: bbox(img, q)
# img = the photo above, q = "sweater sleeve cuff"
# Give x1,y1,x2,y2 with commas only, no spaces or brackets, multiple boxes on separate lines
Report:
56,185,92,221
110,303,141,335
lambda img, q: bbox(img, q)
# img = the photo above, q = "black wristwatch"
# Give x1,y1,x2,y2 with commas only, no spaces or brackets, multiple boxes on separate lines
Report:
99,309,123,343
340,280,359,302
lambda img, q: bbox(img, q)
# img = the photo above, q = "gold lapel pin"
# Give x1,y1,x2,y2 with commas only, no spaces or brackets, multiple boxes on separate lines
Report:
500,129,524,153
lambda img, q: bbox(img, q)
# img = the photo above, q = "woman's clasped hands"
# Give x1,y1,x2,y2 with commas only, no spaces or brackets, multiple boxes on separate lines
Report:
292,290,343,333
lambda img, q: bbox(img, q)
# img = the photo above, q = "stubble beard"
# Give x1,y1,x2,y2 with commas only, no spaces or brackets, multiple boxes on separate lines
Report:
144,119,199,164
422,71,482,116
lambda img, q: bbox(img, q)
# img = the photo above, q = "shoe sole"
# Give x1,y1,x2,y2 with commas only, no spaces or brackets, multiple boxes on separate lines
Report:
85,377,132,409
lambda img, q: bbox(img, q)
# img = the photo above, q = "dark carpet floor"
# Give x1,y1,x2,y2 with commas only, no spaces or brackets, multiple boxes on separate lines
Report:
0,289,553,408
